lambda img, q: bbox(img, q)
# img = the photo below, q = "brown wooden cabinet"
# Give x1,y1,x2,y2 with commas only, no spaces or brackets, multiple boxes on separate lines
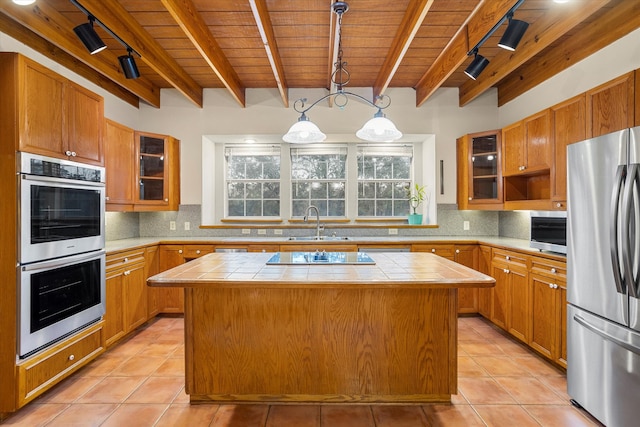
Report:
477,245,493,318
134,132,180,211
145,246,161,318
491,249,530,342
105,119,135,211
158,245,187,313
550,94,586,210
0,53,104,166
412,243,479,313
105,249,146,347
586,71,635,138
456,130,503,210
529,257,567,368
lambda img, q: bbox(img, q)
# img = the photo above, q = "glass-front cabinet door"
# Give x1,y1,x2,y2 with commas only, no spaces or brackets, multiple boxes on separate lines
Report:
468,130,502,206
134,131,180,211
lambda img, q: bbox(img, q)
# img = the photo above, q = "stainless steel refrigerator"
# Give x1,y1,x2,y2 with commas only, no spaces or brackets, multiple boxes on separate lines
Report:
567,127,640,427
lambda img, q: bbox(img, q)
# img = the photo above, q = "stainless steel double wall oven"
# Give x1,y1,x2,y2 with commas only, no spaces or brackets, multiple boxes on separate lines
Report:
17,152,106,358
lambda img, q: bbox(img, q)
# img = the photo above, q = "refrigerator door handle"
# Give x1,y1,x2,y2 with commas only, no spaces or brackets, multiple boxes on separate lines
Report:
622,164,640,298
574,314,640,356
611,164,627,294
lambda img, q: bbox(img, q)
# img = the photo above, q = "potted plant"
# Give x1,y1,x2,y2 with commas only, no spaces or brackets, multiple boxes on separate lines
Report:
407,183,426,225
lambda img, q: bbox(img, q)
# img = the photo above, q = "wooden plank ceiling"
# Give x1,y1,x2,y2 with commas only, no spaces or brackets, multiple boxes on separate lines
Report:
0,0,637,109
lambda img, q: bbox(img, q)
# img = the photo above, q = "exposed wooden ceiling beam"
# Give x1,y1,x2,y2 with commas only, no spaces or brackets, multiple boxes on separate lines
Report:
497,0,640,106
248,0,287,107
459,0,612,107
0,13,139,108
373,0,434,99
0,2,160,107
161,0,244,107
414,0,514,107
79,0,203,108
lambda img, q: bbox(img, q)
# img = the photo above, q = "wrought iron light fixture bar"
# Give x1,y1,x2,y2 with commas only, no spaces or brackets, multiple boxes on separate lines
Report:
283,1,402,144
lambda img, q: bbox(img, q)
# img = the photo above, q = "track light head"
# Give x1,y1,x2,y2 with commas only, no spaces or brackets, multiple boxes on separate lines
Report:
464,51,490,80
73,16,106,55
498,14,529,51
118,49,140,79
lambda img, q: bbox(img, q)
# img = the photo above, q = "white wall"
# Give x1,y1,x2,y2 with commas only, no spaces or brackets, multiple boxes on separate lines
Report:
499,27,640,125
137,86,500,205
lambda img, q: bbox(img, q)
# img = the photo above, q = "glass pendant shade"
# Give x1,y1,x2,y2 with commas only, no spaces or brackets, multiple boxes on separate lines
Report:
356,112,402,142
282,114,326,143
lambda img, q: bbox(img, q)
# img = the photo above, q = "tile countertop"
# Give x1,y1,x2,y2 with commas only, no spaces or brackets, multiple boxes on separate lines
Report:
105,236,565,261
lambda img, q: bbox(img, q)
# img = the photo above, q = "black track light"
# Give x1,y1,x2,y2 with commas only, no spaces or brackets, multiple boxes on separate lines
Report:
498,13,529,51
73,16,106,55
118,48,140,79
464,51,490,80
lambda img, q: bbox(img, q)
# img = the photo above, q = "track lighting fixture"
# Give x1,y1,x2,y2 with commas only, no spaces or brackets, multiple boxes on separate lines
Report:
463,0,526,80
71,0,142,79
118,48,140,79
283,1,402,144
464,50,490,80
73,16,107,55
498,13,529,51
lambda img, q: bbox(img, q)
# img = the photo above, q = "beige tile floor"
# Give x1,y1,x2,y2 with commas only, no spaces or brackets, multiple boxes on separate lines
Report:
1,316,603,426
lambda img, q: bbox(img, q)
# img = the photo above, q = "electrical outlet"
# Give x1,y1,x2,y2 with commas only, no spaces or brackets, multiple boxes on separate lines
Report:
258,229,267,235
169,221,176,231
184,222,190,231
241,228,251,235
463,221,470,231
388,228,398,235
273,229,283,235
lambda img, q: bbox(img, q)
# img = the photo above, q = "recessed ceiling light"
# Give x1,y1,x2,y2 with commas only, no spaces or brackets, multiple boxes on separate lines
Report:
12,0,36,5
553,0,570,3
244,138,257,144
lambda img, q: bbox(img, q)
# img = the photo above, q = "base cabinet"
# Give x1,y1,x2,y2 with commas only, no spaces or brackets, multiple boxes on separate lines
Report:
477,246,492,318
16,322,105,407
491,249,530,343
105,249,147,347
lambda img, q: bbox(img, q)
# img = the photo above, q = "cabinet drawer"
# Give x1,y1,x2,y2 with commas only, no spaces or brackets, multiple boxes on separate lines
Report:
412,244,455,258
17,322,105,406
183,245,215,259
531,257,567,281
107,248,145,270
492,249,528,267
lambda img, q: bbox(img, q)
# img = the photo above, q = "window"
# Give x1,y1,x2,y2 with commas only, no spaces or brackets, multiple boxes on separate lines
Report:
225,146,280,217
291,147,347,216
357,145,412,217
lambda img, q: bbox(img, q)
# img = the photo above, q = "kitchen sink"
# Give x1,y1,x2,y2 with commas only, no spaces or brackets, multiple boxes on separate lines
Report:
287,236,351,241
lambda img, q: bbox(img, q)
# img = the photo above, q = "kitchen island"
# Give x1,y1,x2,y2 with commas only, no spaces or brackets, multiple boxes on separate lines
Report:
147,251,494,404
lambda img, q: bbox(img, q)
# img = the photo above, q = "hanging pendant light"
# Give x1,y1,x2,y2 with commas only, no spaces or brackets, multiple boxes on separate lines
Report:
283,1,402,144
356,109,402,142
282,112,326,144
118,48,140,79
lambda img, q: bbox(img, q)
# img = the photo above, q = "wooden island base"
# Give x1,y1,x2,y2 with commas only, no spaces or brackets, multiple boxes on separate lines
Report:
186,286,456,403
148,252,495,404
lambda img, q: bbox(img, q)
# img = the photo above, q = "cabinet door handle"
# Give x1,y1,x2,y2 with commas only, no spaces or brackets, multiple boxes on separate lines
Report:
196,250,201,254
164,198,168,202
431,249,436,253
123,257,128,263
71,151,76,157
455,249,460,254
556,202,562,208
505,256,510,260
124,270,130,276
178,249,183,254
65,150,72,156
468,197,472,201
548,283,554,289
551,268,557,273
68,354,75,361
504,269,510,274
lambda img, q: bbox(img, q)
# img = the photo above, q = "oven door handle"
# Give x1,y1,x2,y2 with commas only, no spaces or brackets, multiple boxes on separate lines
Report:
21,173,105,188
20,250,106,272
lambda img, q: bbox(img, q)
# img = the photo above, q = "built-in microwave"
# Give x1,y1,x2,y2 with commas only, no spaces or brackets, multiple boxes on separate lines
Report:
530,211,567,254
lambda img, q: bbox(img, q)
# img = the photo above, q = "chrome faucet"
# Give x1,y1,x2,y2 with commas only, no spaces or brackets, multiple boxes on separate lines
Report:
303,205,322,239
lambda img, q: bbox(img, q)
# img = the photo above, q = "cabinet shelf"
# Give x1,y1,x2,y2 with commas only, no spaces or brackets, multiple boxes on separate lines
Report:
474,175,498,179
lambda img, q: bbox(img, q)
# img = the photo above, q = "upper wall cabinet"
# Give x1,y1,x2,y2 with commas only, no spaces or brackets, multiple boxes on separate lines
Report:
550,94,586,210
457,130,503,210
587,71,635,138
0,53,104,166
105,120,136,211
134,131,180,211
502,109,552,177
